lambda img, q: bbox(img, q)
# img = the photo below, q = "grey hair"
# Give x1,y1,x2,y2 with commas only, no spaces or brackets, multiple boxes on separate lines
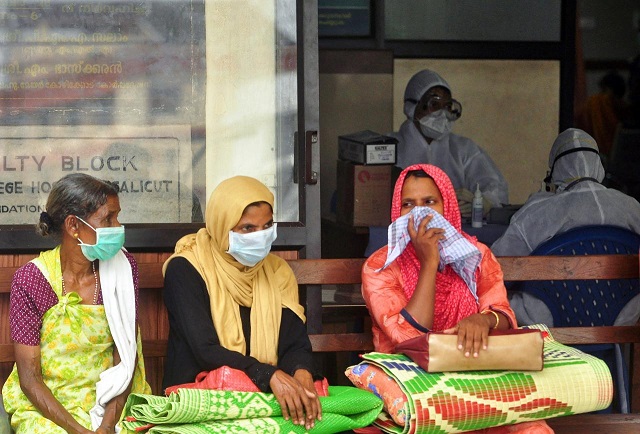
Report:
36,173,119,237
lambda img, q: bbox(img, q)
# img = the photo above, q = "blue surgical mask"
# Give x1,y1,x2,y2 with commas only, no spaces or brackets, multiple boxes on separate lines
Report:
76,216,125,261
227,224,277,267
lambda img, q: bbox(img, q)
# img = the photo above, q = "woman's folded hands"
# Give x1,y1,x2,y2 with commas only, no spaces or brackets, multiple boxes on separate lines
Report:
269,369,322,430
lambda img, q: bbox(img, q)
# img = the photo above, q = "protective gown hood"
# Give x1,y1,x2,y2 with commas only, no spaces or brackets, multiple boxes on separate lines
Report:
548,128,605,189
403,69,451,119
492,127,640,257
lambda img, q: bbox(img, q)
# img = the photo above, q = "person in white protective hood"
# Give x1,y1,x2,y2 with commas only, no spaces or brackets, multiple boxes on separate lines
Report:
391,69,509,217
491,128,640,325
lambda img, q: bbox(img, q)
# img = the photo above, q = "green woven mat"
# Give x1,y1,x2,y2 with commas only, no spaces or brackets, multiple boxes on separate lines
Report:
120,385,382,433
358,324,613,434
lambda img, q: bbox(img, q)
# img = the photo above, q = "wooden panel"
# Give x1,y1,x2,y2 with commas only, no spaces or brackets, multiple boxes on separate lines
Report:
4,327,634,364
272,251,299,260
0,252,170,293
2,254,636,288
0,293,9,381
550,326,640,345
306,327,640,353
288,258,366,284
497,255,638,281
0,267,18,291
634,344,640,411
547,414,640,434
319,49,394,74
2,325,632,362
309,333,374,353
0,345,12,363
134,254,170,394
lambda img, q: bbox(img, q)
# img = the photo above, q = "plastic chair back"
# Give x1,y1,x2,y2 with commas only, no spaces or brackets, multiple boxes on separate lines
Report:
519,225,640,413
521,225,640,328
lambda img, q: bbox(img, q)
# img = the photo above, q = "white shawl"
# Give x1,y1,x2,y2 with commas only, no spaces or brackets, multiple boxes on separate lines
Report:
89,250,137,432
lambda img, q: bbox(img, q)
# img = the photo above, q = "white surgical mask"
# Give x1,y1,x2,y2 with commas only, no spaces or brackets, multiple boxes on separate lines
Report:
417,110,452,140
227,224,277,267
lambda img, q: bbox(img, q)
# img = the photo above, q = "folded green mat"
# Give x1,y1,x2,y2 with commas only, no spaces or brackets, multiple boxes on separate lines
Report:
120,385,382,433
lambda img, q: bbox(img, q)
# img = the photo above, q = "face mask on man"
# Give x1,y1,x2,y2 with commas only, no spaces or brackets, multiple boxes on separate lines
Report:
75,216,125,261
227,224,277,267
417,109,453,140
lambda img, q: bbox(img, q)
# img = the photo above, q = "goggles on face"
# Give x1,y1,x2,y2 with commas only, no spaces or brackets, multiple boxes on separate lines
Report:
420,94,462,120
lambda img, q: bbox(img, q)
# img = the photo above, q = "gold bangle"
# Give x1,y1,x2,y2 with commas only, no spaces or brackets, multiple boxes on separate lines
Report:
481,309,500,329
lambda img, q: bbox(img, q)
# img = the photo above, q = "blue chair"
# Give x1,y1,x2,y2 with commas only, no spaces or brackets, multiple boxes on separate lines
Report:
518,225,640,413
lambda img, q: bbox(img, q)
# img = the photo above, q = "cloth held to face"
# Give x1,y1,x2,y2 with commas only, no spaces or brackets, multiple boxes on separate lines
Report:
378,206,482,299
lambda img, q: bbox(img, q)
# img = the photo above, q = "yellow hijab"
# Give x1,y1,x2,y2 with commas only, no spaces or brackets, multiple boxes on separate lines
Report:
163,176,304,365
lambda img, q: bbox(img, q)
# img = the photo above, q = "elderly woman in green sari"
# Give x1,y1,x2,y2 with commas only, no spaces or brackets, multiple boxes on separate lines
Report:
2,173,151,433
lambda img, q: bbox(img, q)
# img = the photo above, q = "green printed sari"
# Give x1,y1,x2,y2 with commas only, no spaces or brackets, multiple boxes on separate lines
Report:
2,247,151,433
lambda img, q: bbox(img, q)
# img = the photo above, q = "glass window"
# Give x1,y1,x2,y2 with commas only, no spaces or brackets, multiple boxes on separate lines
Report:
0,0,300,227
205,0,299,222
0,1,206,224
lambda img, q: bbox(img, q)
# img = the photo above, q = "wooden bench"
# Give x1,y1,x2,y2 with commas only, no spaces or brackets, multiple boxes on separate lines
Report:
1,253,639,433
301,255,640,434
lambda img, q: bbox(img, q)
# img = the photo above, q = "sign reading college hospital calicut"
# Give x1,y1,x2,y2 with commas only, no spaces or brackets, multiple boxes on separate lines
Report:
0,125,193,224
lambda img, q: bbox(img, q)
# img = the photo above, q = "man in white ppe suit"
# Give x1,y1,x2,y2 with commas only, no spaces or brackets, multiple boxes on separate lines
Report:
391,69,509,216
492,128,640,325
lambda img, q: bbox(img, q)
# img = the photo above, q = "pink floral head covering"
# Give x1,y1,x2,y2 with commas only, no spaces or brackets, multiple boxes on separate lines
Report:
391,164,478,331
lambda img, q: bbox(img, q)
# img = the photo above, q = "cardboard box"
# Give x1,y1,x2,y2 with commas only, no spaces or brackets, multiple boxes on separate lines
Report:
336,160,392,227
338,130,398,165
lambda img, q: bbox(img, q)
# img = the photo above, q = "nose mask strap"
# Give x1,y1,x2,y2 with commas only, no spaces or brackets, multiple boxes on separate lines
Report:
544,147,600,191
76,216,96,231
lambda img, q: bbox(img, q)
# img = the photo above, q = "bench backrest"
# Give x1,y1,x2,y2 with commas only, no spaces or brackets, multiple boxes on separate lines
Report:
1,253,639,405
1,254,637,293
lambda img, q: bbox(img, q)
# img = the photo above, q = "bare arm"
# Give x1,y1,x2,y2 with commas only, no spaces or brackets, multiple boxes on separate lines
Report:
14,343,92,434
443,243,515,358
96,346,135,433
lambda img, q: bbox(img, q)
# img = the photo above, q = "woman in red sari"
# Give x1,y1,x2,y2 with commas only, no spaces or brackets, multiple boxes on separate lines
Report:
362,164,516,356
361,164,553,433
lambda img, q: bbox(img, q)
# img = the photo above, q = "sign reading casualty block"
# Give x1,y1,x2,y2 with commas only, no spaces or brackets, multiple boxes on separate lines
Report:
0,125,193,224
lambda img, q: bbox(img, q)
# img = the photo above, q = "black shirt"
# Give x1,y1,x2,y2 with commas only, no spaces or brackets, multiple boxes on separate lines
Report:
162,257,315,392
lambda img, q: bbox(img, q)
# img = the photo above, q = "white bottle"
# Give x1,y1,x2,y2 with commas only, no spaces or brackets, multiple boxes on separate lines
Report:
471,183,483,228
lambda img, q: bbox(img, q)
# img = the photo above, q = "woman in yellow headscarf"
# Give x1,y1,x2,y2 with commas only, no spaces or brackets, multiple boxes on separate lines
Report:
162,175,321,430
